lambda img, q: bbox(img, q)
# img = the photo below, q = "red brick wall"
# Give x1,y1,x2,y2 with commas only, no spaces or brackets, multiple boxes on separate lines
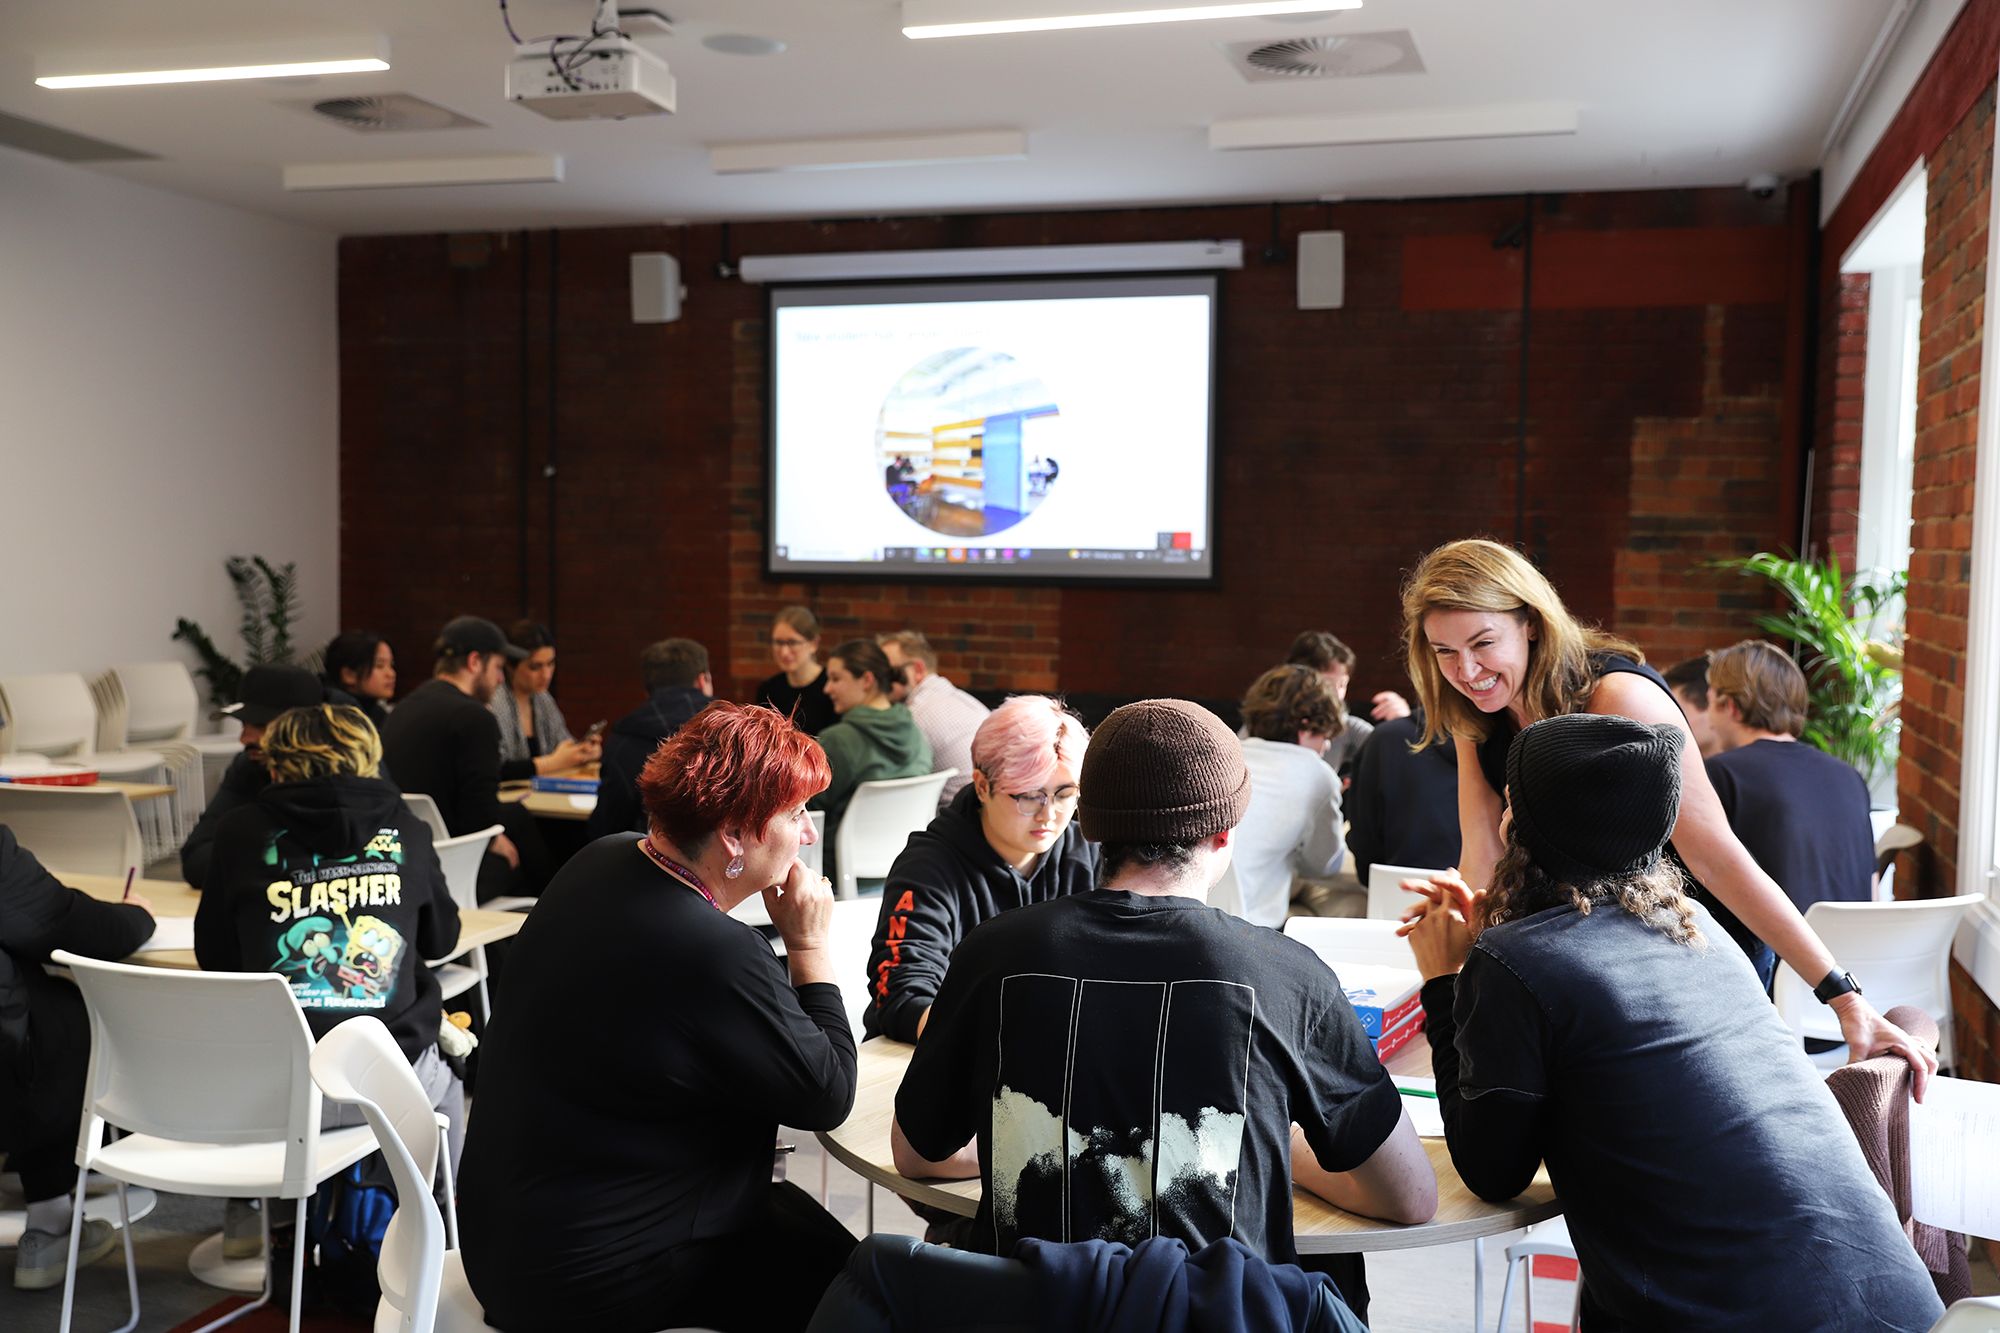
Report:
340,190,1800,730
1811,273,1870,566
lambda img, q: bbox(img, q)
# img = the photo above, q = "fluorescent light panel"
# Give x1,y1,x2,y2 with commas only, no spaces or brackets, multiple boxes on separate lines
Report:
903,0,1357,39
37,37,388,89
711,130,1026,174
739,240,1243,283
283,153,562,192
1209,102,1579,151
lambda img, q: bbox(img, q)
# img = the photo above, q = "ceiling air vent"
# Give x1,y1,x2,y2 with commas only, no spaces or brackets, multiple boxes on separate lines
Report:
1227,31,1424,83
299,94,484,132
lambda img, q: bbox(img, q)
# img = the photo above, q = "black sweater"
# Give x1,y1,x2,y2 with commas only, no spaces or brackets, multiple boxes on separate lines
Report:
180,750,270,889
195,775,459,1062
379,679,505,837
1345,708,1460,883
862,784,1099,1042
457,835,856,1330
585,686,711,840
0,825,154,1077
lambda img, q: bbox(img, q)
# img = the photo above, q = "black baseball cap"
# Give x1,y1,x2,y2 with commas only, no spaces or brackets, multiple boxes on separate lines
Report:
219,665,324,727
437,615,529,663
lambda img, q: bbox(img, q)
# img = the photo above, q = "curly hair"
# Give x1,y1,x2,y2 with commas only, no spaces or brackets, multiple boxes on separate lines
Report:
1240,664,1344,743
1482,835,1706,948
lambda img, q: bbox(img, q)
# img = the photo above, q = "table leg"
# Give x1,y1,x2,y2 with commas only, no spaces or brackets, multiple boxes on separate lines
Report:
1473,1235,1485,1331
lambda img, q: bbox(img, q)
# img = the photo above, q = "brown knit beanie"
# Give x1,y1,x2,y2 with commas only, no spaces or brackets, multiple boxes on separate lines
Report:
1077,700,1251,844
1505,713,1683,885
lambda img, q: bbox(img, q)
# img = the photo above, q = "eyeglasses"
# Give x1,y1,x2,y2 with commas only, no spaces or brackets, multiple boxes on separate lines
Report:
1006,786,1080,817
771,637,811,650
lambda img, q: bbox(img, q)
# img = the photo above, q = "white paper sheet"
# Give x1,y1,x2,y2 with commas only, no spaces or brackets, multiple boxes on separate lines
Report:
132,917,196,953
1394,1076,1444,1137
1909,1075,2000,1237
568,794,597,811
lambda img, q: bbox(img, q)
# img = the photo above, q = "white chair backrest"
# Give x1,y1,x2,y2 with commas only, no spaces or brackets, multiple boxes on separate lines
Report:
0,673,100,758
310,1017,443,1333
0,785,142,878
435,825,501,914
834,770,954,897
1773,895,1987,1050
1282,917,1417,971
53,953,326,1194
1931,1296,2000,1332
403,792,450,844
88,670,129,753
111,662,203,744
1366,862,1445,922
827,897,884,1040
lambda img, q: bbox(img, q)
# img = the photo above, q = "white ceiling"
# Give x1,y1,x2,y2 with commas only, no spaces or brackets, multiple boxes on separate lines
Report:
0,0,1907,235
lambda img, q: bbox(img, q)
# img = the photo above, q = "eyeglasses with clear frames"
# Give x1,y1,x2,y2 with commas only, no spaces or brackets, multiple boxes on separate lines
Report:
1006,786,1080,817
771,636,811,650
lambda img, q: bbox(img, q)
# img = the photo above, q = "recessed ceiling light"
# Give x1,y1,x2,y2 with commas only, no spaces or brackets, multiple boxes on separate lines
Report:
702,34,788,56
902,0,1358,40
37,38,389,89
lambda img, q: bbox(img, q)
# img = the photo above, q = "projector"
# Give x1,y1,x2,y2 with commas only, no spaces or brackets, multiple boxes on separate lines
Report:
507,36,675,121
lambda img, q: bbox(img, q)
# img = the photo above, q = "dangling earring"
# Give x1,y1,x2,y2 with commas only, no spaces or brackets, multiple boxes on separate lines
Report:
725,855,744,880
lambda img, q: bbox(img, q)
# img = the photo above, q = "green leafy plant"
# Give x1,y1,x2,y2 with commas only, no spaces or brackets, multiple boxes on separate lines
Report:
1711,551,1905,784
173,556,306,708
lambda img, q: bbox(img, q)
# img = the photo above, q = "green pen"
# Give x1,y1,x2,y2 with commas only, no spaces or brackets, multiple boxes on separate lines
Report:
1395,1084,1440,1101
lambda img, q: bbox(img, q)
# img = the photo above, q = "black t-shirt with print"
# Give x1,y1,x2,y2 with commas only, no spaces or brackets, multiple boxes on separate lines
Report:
896,890,1401,1262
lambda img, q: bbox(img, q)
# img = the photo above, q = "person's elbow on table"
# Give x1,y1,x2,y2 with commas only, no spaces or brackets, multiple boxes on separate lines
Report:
1290,1116,1437,1226
891,1117,979,1180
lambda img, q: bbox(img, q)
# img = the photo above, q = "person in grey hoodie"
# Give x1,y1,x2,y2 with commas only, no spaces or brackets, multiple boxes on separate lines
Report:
864,696,1097,1042
810,640,933,876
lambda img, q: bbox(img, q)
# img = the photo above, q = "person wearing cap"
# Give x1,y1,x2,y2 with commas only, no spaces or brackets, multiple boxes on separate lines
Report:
1402,713,1944,1331
891,699,1434,1321
179,664,325,888
379,616,527,902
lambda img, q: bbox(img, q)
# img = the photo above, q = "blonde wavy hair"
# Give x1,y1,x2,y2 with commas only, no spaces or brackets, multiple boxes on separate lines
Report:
1483,836,1705,948
1401,538,1642,747
263,704,382,784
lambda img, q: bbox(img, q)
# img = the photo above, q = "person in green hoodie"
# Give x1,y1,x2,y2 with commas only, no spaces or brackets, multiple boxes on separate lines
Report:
811,640,934,879
195,703,462,1263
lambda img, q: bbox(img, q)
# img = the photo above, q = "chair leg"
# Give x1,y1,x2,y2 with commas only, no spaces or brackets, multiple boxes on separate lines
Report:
1472,1236,1485,1333
184,1201,274,1333
57,1168,91,1333
437,1116,461,1251
475,946,494,1022
109,1182,140,1333
1492,1253,1518,1333
286,1196,307,1332
1524,1259,1534,1332
865,1181,875,1233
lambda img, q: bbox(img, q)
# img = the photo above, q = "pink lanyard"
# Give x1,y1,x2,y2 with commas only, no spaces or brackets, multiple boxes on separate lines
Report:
638,838,720,909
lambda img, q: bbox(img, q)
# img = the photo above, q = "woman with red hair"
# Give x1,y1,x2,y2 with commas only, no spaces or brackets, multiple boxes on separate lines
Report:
457,703,858,1333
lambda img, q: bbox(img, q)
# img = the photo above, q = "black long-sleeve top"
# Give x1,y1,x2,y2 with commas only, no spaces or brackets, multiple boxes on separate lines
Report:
180,750,269,889
457,834,857,1330
378,679,505,837
0,824,154,1074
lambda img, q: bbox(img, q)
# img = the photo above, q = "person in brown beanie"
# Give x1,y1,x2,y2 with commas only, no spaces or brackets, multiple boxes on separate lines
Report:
892,699,1434,1322
1404,713,1944,1332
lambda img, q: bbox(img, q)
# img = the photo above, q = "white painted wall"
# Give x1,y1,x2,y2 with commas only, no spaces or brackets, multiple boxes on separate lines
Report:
0,144,337,697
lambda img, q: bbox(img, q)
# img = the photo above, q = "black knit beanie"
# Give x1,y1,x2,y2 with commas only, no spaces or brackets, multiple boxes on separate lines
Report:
1077,699,1252,845
1504,713,1684,885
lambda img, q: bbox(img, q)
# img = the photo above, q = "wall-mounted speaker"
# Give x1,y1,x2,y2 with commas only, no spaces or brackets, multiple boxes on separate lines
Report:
1297,231,1345,310
631,252,684,323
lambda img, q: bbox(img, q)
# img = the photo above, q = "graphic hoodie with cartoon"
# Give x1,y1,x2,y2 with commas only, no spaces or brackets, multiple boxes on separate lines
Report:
195,774,460,1063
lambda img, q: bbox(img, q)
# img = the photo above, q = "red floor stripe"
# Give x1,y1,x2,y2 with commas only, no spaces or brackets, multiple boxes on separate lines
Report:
1531,1254,1579,1280
1533,1322,1572,1333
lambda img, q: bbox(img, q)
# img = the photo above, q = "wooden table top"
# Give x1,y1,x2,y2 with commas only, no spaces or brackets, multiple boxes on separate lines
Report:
499,765,598,821
67,873,526,970
96,781,176,801
819,1037,1559,1255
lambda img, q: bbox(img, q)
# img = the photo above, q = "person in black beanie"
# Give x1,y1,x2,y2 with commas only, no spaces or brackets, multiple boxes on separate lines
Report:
180,665,326,888
1403,713,1944,1332
892,699,1433,1323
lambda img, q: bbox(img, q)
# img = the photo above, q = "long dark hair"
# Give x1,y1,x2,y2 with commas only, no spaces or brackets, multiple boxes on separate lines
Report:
322,632,385,689
1483,836,1706,947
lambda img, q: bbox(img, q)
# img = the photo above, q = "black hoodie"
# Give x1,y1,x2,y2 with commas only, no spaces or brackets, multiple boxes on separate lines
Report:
862,784,1099,1042
195,774,459,1063
585,685,711,841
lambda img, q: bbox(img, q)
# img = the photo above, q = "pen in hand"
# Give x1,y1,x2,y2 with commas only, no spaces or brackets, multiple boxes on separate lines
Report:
122,867,135,902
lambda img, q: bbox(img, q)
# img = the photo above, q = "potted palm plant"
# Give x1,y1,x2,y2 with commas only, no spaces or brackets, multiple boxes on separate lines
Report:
1712,551,1905,806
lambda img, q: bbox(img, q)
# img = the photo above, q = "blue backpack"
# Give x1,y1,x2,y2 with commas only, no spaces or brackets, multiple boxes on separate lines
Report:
308,1155,398,1316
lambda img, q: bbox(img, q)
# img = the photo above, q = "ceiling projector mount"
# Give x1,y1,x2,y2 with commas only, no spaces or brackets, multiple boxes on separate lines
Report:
503,2,676,121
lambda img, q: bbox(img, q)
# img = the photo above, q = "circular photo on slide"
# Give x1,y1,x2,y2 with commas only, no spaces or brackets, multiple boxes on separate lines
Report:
876,347,1062,539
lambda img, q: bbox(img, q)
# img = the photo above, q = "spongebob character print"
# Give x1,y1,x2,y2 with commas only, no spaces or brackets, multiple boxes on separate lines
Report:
262,825,411,1012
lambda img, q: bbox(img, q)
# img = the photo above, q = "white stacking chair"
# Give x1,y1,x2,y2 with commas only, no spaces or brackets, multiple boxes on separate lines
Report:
1366,862,1447,922
403,793,450,844
1873,822,1923,901
431,824,503,1019
107,661,244,808
51,953,378,1333
1,672,185,863
1493,1215,1578,1333
1772,894,1987,1071
1933,1297,2000,1331
832,770,954,899
1280,916,1417,970
0,785,143,879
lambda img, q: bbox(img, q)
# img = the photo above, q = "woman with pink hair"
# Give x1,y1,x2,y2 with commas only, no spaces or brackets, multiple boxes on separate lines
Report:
861,696,1099,1042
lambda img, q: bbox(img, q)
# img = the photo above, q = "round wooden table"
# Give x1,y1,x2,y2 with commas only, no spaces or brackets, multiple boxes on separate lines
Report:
817,1037,1560,1255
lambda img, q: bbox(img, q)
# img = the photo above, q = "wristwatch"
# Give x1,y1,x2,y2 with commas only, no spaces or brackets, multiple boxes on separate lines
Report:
1813,968,1863,1004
